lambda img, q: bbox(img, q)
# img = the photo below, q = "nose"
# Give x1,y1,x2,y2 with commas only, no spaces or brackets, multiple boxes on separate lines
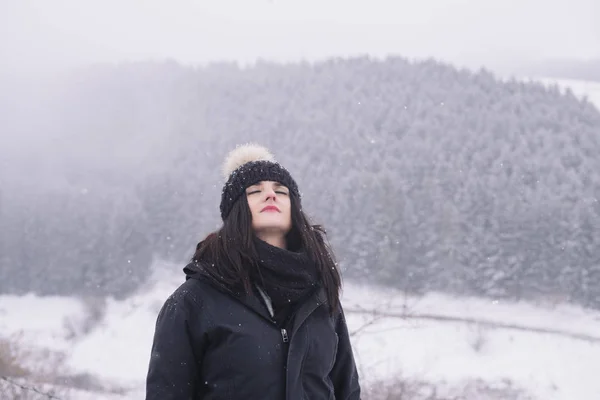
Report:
265,187,277,201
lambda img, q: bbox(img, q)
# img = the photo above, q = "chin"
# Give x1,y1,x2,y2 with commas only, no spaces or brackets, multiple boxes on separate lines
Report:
255,215,288,228
255,224,290,233
253,217,292,234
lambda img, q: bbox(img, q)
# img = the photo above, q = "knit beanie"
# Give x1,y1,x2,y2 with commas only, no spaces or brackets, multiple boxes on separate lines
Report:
219,144,300,220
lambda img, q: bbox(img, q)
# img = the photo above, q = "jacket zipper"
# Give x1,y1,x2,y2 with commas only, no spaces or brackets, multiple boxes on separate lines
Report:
281,328,289,343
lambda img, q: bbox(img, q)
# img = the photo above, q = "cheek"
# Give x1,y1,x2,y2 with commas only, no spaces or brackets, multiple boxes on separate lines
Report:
283,203,292,224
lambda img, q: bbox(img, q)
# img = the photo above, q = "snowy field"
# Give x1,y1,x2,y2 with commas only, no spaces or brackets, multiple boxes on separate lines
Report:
2,260,600,400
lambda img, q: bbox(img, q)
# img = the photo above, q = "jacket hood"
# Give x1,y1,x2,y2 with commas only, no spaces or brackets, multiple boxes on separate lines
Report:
183,260,247,300
183,261,209,281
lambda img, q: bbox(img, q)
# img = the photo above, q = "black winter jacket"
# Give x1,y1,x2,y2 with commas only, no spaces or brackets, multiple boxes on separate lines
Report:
145,273,361,400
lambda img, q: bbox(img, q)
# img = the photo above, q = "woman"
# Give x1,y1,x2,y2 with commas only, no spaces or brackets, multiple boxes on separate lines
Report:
145,144,361,400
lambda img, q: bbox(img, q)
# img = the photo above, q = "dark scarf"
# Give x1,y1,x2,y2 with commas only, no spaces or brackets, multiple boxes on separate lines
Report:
185,237,321,314
251,237,320,313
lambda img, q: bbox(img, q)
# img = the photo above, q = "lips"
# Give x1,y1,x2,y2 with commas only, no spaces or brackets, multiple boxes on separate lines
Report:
261,205,280,213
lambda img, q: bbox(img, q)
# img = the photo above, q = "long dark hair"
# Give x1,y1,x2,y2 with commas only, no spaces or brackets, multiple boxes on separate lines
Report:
192,191,342,314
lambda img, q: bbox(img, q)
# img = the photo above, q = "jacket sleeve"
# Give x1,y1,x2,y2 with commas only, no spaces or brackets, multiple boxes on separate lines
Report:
330,305,361,400
146,285,206,400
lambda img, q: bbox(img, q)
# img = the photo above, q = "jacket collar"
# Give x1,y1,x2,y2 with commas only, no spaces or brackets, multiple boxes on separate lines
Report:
187,268,328,329
240,284,327,331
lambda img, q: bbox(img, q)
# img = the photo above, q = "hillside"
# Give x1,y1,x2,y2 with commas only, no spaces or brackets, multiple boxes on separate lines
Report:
1,56,600,310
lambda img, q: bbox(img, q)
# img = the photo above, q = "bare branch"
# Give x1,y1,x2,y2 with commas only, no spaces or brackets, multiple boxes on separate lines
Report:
0,376,63,400
345,307,600,343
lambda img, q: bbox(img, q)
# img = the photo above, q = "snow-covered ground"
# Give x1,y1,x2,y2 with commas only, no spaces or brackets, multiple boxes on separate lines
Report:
2,260,600,400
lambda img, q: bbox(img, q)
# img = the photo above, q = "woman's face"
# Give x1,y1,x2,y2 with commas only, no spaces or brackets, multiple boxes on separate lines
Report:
245,180,292,237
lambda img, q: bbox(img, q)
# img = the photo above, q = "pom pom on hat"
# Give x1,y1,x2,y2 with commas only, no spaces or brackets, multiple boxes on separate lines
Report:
222,143,276,181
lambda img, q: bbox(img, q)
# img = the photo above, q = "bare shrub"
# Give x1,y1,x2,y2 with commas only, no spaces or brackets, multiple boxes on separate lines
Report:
361,375,533,400
1,332,129,399
362,375,456,400
456,379,534,400
0,333,30,377
0,334,68,399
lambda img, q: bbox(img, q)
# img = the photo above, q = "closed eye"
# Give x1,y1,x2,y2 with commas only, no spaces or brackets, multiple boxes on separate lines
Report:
246,189,288,195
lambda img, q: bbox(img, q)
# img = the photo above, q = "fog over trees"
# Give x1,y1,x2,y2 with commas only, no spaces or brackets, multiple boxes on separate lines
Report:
1,56,600,310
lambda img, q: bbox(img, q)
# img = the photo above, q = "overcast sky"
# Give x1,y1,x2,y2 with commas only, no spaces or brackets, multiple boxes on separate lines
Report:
1,0,599,75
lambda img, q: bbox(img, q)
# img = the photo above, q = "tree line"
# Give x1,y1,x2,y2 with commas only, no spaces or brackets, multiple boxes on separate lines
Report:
1,56,599,309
